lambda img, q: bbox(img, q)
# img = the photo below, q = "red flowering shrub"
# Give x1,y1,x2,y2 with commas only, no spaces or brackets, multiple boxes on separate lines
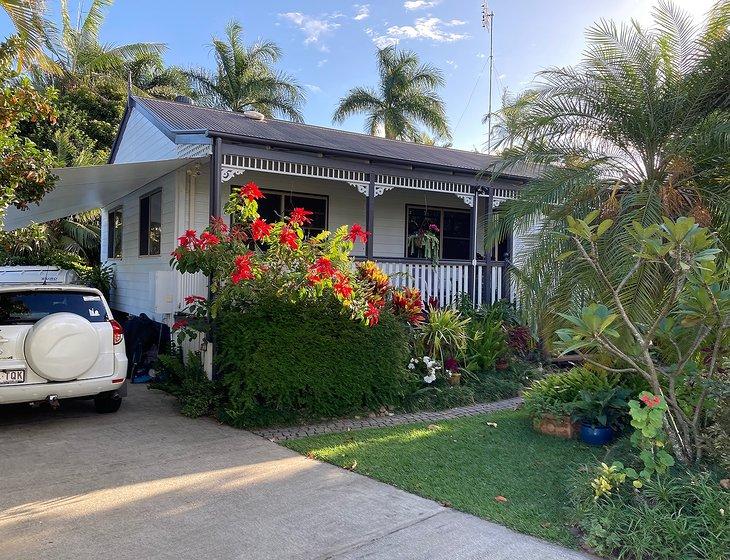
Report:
170,181,425,336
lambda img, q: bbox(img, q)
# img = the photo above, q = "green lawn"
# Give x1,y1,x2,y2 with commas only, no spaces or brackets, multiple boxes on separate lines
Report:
285,410,601,547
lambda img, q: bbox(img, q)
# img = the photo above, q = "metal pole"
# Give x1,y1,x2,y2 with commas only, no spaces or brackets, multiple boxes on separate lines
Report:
487,13,494,152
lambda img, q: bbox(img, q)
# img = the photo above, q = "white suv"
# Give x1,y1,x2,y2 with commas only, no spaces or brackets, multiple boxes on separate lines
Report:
0,269,128,413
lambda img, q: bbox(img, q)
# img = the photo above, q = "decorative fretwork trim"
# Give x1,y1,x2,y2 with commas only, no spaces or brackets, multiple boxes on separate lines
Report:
221,154,519,199
454,194,474,207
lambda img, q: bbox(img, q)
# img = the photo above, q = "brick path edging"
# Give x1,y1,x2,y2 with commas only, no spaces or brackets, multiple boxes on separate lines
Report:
251,397,523,442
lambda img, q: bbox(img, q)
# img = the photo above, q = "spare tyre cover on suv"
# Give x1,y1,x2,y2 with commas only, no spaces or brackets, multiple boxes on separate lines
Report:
24,312,100,381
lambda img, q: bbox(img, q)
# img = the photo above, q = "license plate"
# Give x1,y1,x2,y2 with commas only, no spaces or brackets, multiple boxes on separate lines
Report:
0,369,25,384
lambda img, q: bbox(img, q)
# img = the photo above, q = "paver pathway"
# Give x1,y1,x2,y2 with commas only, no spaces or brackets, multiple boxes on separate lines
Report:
0,386,593,560
252,397,523,441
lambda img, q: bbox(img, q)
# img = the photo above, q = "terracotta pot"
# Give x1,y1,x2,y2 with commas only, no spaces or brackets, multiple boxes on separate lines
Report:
533,414,580,439
447,372,461,386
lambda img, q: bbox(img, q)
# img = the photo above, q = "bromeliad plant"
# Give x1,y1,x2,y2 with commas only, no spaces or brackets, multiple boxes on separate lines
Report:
170,181,424,340
556,213,729,465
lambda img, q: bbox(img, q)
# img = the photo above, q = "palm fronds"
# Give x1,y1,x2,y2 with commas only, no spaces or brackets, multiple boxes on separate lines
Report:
488,1,730,352
333,45,450,141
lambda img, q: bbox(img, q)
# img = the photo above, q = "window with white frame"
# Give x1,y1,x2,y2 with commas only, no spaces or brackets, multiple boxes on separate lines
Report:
107,208,123,259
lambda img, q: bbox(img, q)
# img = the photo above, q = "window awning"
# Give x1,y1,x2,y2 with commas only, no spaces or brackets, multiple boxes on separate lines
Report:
3,158,205,231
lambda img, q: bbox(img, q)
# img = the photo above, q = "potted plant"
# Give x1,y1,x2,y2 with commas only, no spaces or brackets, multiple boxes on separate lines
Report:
570,387,630,445
444,356,461,385
407,223,440,263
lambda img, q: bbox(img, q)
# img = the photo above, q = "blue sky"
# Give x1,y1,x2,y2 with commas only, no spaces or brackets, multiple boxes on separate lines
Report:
0,0,715,150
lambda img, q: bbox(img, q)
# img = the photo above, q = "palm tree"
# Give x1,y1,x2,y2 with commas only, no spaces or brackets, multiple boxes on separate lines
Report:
43,0,164,87
186,20,305,121
333,45,450,141
488,1,730,347
1,0,47,69
126,52,194,100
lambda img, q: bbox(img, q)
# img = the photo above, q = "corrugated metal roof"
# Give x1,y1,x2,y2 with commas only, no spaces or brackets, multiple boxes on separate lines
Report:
133,96,532,178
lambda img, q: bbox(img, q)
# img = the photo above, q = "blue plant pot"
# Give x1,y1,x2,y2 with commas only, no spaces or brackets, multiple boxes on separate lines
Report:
580,423,614,446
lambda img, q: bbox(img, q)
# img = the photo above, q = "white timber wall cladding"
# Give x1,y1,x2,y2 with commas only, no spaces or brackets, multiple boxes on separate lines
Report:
101,170,181,321
112,107,178,164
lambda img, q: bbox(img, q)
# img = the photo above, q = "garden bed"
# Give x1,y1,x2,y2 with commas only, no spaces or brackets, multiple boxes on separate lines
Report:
285,409,601,548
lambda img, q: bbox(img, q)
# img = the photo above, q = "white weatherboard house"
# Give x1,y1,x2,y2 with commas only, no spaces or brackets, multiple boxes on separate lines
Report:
6,95,533,329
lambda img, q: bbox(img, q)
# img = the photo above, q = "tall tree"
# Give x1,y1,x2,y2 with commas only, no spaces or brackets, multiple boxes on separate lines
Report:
1,0,48,70
186,20,305,121
0,38,56,227
42,0,164,87
488,1,730,348
333,45,450,142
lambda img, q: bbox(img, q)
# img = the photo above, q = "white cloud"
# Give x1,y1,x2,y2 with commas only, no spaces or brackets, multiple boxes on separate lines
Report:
476,52,486,59
353,4,370,21
317,59,328,67
279,12,341,49
365,27,399,49
446,59,458,69
386,17,469,43
305,84,322,93
404,0,440,10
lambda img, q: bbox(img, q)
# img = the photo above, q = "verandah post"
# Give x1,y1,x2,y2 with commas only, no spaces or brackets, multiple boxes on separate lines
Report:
469,185,479,307
206,135,223,380
483,184,494,305
365,172,375,260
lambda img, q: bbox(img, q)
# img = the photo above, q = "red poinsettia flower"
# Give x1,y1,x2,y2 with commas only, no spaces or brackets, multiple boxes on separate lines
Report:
289,207,313,226
251,218,273,241
332,272,354,299
307,257,337,284
240,181,264,202
230,224,249,242
210,216,229,234
172,319,188,330
347,223,370,243
184,295,206,305
231,252,255,284
177,229,198,248
198,231,221,248
364,301,381,326
279,226,299,250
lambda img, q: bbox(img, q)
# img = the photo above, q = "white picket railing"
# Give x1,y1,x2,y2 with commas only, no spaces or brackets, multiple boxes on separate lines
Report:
173,260,509,316
371,259,509,307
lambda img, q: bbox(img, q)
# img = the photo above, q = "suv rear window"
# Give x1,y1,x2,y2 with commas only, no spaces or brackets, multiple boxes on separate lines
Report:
0,291,108,324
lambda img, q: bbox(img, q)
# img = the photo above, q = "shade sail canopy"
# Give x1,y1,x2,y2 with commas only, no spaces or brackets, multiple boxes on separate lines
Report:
3,158,204,231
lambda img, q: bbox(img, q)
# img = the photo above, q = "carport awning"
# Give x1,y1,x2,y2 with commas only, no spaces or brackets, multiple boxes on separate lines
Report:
3,158,205,231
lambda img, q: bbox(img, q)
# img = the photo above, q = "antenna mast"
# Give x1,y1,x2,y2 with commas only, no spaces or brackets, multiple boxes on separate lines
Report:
482,2,494,153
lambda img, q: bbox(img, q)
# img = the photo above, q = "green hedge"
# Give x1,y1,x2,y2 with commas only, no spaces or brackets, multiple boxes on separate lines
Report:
215,296,410,426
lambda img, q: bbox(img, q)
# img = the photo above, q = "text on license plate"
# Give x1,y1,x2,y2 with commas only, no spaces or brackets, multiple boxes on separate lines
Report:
0,369,25,384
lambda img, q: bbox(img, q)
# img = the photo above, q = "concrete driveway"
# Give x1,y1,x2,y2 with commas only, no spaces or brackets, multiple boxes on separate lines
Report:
0,384,593,560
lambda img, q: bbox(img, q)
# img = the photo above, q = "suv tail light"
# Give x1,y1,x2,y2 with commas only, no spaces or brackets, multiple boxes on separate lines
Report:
109,319,124,345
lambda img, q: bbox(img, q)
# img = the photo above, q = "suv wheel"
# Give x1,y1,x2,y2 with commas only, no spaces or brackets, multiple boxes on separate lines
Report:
94,390,123,413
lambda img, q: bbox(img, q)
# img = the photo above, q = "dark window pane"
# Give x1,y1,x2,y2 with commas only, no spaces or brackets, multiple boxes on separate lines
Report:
285,194,327,235
107,210,122,259
139,197,149,255
0,291,108,323
442,237,470,260
443,210,470,237
256,193,282,223
148,191,162,256
407,208,440,237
